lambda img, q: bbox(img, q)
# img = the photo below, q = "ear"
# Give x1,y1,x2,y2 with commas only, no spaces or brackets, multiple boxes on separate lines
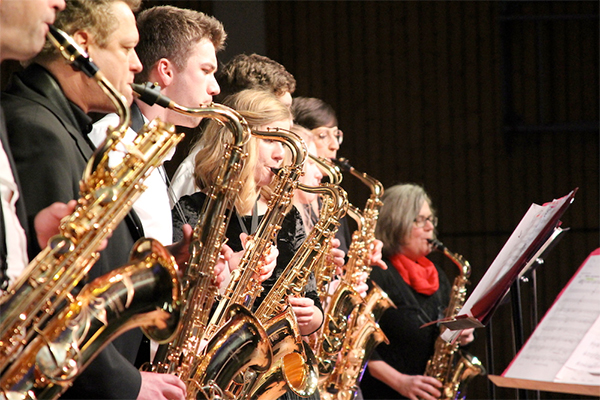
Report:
155,58,175,87
71,30,91,53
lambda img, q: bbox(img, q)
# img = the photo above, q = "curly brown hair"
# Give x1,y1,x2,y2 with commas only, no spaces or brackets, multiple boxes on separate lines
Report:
217,53,296,100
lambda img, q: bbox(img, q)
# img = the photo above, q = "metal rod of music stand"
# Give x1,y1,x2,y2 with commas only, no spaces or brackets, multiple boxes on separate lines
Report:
486,320,496,400
510,279,528,400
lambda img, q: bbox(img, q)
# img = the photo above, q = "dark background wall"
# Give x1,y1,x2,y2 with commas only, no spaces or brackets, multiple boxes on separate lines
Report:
1,1,597,399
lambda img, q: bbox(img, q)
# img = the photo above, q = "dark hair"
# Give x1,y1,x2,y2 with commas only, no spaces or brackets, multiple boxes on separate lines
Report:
291,96,337,129
135,5,226,83
217,53,296,99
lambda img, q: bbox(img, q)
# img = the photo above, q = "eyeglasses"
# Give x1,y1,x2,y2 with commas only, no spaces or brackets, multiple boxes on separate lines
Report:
413,215,438,228
312,127,343,145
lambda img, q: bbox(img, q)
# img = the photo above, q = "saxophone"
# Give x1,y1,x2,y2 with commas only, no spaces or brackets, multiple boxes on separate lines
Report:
318,159,395,400
131,82,274,400
309,155,344,298
424,239,485,400
0,27,183,398
184,127,307,399
1,238,180,400
247,182,348,400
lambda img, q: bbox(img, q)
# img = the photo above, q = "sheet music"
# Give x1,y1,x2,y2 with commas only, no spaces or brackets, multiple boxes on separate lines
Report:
503,254,600,383
454,191,575,321
555,314,600,384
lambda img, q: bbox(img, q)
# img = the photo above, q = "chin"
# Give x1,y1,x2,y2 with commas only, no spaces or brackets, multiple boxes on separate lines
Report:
181,118,201,129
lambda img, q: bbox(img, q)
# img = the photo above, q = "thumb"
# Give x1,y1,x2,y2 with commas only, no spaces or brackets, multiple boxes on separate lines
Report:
239,232,249,248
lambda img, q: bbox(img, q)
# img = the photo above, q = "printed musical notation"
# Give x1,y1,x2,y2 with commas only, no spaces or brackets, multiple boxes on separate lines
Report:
503,251,600,387
440,190,577,336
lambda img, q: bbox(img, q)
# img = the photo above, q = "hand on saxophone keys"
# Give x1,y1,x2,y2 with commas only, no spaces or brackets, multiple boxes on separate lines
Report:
138,371,186,400
214,243,234,287
288,295,324,335
33,200,81,249
258,241,279,282
329,237,346,270
368,238,387,270
165,223,194,273
231,233,278,283
353,272,370,297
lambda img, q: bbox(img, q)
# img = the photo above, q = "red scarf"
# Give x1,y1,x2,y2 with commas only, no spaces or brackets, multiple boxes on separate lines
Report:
389,253,439,295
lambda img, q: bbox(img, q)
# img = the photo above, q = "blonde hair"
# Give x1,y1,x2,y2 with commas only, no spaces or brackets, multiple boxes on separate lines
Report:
290,124,313,148
194,89,292,214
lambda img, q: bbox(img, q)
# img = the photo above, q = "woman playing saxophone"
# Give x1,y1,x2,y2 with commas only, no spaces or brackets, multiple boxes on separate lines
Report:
172,89,339,399
359,184,475,400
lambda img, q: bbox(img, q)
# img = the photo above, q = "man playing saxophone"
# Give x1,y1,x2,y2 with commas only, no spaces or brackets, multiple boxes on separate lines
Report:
0,0,75,293
359,184,475,400
1,1,189,398
89,5,234,365
91,5,226,253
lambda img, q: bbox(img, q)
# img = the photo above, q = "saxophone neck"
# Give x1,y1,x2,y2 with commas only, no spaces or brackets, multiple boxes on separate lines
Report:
131,81,251,148
428,239,472,280
310,155,343,185
257,183,347,320
333,157,384,198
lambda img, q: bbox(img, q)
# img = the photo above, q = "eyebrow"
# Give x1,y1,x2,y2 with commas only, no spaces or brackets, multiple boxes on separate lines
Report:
200,61,217,71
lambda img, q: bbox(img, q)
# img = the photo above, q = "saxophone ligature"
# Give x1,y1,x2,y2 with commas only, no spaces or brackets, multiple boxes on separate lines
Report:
424,239,485,400
0,27,183,399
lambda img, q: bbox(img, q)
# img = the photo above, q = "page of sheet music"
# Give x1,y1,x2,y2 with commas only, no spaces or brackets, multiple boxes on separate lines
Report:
457,191,574,320
504,254,600,382
555,314,600,384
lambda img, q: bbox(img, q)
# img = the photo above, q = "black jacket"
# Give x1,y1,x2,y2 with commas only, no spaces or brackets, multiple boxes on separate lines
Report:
2,63,145,399
360,257,451,399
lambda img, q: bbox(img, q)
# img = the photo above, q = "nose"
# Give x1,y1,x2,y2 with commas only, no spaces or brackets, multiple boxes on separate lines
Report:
207,75,220,96
272,142,285,162
329,136,340,151
315,166,323,181
130,50,143,74
53,0,66,12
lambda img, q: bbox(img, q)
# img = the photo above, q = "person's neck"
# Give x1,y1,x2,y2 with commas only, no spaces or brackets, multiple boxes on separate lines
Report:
255,195,268,215
135,99,166,122
45,61,92,113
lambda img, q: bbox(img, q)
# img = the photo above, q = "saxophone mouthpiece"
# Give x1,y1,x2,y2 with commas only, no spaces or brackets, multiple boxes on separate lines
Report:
270,167,282,175
332,157,353,172
130,82,172,109
428,238,445,251
47,26,99,78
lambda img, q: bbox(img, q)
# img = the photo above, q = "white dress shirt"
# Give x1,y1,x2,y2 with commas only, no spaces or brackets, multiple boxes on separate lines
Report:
0,141,28,287
90,113,175,246
168,145,201,208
